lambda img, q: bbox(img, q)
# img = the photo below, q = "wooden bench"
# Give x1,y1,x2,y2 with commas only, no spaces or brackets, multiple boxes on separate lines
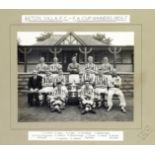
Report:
18,72,134,97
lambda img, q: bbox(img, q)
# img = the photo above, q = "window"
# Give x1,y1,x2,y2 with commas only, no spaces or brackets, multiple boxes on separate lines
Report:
18,50,24,63
115,52,123,63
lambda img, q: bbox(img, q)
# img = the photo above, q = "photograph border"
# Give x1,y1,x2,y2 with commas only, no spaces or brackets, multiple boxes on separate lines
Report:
10,24,142,130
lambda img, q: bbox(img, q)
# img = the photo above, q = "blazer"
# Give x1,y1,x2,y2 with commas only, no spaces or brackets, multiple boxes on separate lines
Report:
28,75,42,90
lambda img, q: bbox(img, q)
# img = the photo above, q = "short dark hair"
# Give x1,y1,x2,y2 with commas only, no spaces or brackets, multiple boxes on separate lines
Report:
57,81,62,85
85,80,90,83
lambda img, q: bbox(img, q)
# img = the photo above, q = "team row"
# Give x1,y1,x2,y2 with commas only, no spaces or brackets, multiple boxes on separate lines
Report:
28,68,126,114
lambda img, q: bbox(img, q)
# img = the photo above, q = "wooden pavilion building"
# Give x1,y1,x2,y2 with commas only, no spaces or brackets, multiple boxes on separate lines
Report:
18,32,134,73
18,32,134,96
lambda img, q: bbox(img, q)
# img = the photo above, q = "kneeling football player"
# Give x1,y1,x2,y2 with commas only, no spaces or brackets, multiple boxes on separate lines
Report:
49,81,68,113
79,80,96,115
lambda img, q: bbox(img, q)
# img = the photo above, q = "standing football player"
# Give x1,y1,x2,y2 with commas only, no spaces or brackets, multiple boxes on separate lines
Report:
36,57,49,77
67,56,80,84
49,57,62,79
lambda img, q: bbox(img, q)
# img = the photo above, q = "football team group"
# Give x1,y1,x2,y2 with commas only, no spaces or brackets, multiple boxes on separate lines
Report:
27,55,127,115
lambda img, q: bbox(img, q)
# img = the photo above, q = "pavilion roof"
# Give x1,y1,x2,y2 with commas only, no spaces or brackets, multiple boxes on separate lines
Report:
33,32,107,46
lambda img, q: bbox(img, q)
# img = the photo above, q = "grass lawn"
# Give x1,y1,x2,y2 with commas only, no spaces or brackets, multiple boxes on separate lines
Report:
18,94,133,122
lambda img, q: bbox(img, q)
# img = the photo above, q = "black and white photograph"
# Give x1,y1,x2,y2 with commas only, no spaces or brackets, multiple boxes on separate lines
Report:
17,31,134,122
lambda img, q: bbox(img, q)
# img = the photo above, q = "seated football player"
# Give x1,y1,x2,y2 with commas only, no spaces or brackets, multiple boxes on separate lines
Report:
67,56,80,84
36,57,49,77
49,81,68,113
85,56,97,80
94,69,108,108
81,69,95,86
49,57,62,79
27,70,42,106
39,71,54,105
54,68,67,89
79,80,96,115
107,69,127,113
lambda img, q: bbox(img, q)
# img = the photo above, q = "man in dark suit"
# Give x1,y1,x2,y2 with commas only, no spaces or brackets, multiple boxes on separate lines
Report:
27,70,42,106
